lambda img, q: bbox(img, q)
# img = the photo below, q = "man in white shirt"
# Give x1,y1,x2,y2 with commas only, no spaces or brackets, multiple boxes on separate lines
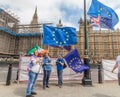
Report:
112,55,120,85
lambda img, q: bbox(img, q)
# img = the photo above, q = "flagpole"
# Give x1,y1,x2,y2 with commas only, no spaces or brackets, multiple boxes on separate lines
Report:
82,0,92,85
57,19,64,55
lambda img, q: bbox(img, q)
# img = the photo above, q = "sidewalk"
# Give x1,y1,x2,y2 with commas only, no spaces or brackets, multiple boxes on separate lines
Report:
0,81,120,97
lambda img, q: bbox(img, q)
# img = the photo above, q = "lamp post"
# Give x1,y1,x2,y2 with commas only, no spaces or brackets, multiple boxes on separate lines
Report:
82,0,92,85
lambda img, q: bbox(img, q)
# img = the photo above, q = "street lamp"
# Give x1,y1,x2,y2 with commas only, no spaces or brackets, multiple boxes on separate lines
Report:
82,0,92,85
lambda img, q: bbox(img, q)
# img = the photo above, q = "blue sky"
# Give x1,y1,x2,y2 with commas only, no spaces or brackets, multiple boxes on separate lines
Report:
59,3,83,27
0,0,120,31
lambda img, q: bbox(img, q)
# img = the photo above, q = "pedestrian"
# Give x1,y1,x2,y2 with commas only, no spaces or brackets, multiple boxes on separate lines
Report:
26,50,41,97
42,53,52,89
56,54,65,88
112,55,120,85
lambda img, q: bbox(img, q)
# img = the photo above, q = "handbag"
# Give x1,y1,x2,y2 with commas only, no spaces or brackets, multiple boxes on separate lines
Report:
63,63,67,69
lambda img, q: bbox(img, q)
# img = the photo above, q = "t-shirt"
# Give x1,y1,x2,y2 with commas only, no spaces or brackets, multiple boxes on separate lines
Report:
31,63,40,73
30,55,41,73
43,57,52,71
56,58,65,71
116,55,120,73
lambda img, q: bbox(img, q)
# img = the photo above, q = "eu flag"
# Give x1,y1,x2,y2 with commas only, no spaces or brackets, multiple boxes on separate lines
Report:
43,25,77,46
87,0,119,30
64,49,89,73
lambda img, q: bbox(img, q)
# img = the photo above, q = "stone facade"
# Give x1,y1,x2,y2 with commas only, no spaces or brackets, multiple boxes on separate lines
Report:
0,8,120,62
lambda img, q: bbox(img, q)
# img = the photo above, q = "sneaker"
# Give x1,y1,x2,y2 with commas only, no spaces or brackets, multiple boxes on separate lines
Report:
26,95,34,97
59,85,62,88
31,92,37,95
46,86,49,88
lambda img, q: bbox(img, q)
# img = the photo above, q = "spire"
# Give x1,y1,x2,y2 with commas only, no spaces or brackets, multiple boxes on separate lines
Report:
79,17,83,25
57,19,63,27
31,6,38,24
30,6,40,33
34,6,37,19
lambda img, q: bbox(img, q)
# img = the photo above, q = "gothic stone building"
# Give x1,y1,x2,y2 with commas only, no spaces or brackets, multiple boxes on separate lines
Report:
0,8,120,63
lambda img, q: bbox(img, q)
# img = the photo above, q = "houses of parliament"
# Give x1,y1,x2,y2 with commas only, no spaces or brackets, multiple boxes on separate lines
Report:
0,7,120,63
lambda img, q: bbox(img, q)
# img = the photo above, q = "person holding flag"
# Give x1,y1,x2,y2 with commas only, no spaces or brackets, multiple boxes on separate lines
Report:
42,53,52,89
56,54,65,88
26,50,42,97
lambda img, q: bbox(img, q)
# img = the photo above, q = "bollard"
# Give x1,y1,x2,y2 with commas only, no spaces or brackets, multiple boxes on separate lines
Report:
6,64,12,85
98,62,102,84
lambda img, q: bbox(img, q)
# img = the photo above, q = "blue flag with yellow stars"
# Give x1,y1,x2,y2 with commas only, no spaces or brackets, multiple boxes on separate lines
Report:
64,49,89,73
43,25,77,46
87,0,119,30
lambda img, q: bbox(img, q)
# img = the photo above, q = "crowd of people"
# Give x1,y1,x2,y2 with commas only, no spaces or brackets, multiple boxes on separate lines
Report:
26,50,65,97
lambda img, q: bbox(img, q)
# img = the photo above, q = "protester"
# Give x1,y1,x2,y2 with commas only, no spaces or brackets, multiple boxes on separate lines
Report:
26,50,41,97
56,54,65,88
42,53,52,89
112,55,120,85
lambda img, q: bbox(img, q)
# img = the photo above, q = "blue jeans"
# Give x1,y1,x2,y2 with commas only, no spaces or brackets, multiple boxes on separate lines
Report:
43,70,51,88
57,70,63,86
26,71,38,96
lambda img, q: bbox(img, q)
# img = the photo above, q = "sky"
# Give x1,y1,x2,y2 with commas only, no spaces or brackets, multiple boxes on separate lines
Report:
0,0,120,30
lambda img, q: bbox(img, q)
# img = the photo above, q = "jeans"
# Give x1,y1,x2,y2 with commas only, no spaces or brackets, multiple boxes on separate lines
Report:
57,70,63,86
26,71,38,96
43,70,51,88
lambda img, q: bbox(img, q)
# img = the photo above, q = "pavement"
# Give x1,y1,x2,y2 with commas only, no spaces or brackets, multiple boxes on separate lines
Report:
0,81,120,97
